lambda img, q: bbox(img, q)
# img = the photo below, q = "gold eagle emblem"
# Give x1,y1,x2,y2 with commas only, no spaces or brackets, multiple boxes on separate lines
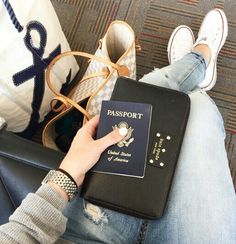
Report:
112,121,134,147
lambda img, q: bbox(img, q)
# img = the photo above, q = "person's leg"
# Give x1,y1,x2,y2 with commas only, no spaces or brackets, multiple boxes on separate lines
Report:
144,90,236,244
61,197,142,243
139,51,206,93
142,9,236,244
140,58,236,244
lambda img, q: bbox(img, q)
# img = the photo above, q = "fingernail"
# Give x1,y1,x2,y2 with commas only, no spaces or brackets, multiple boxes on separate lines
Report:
119,127,128,136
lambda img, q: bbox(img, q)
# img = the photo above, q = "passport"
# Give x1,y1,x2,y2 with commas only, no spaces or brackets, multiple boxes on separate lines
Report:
92,100,152,178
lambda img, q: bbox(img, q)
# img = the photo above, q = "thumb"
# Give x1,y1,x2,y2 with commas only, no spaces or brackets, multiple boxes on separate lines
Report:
95,128,127,152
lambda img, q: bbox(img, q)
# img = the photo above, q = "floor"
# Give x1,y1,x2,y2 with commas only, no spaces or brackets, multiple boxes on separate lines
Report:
52,0,236,190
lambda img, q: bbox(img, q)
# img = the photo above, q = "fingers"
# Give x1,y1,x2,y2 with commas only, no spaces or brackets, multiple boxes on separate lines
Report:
95,128,127,152
82,115,99,136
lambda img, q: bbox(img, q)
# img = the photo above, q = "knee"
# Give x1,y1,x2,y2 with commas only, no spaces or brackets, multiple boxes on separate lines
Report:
188,90,225,139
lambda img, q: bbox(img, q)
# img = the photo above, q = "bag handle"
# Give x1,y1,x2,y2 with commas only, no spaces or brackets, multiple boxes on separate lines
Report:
46,51,130,120
50,95,92,120
49,68,110,117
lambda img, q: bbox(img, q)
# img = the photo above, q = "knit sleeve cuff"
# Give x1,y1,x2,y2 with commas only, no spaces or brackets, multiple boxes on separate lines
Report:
36,184,67,211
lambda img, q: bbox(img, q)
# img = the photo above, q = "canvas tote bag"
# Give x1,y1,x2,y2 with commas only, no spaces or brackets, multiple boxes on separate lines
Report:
0,0,79,138
42,21,138,150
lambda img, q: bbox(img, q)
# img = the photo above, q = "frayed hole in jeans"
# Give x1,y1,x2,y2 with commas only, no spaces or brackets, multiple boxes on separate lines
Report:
83,201,108,225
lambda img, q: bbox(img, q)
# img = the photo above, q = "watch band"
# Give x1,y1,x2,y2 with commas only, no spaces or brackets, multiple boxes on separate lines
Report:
42,170,78,201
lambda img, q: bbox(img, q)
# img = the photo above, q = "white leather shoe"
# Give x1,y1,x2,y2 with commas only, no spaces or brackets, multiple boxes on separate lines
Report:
194,9,228,91
167,25,195,64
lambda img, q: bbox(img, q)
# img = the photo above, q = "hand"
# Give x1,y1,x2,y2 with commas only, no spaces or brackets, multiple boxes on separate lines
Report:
59,115,126,186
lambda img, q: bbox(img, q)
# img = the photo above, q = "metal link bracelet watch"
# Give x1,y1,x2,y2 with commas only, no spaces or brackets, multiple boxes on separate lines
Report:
42,170,78,201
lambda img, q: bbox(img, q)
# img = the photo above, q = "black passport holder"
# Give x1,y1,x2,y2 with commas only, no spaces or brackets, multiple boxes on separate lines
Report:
81,77,190,219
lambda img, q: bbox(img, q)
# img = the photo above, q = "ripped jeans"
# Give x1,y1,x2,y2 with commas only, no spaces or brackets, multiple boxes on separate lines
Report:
62,53,236,244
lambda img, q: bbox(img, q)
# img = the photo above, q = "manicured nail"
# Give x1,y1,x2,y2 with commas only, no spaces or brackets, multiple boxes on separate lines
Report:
119,127,128,136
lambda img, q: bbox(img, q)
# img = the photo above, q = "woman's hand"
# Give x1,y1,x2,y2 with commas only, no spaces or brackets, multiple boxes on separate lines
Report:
59,115,126,186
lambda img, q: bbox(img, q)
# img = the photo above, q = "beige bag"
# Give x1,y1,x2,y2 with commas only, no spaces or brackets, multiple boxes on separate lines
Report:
43,20,138,150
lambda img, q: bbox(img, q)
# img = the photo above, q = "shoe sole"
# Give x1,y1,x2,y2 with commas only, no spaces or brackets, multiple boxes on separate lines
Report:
198,8,228,91
167,25,195,64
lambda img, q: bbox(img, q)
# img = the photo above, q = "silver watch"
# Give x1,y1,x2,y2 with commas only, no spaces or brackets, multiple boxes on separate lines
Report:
42,170,78,201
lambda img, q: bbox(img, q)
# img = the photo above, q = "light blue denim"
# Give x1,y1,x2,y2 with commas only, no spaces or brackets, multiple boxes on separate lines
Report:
62,53,236,244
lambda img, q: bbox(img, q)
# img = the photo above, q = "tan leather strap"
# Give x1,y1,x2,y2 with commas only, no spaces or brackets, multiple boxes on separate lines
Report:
52,95,91,120
46,51,129,97
68,68,110,99
50,96,70,112
52,69,110,113
46,51,129,120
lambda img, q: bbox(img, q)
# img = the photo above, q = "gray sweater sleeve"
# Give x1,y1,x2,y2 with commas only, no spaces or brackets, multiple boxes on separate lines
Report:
0,184,69,243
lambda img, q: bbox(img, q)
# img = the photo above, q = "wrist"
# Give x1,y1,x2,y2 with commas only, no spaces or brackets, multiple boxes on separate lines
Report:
73,174,85,187
59,167,85,187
